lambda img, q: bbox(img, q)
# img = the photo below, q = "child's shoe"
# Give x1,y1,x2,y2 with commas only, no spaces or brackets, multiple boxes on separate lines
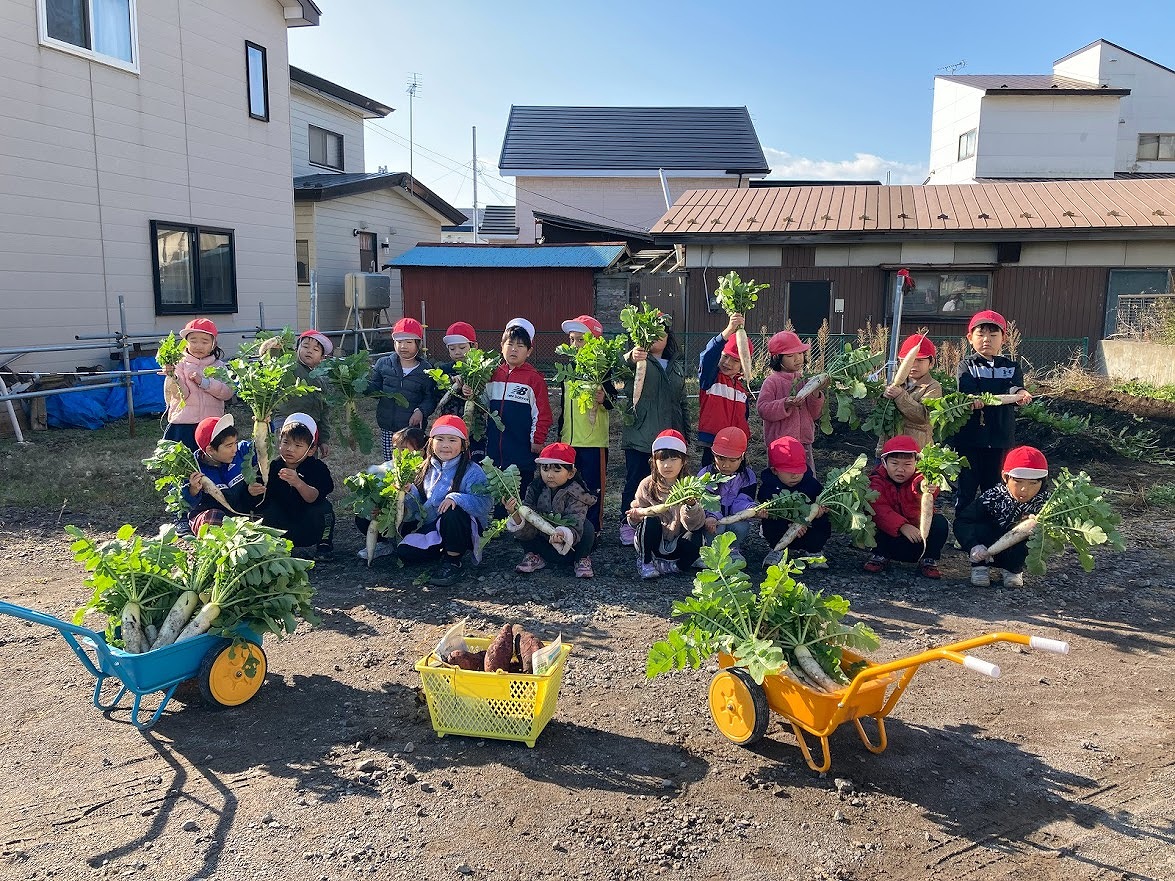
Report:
428,555,464,587
729,547,746,565
638,560,660,580
763,548,784,569
515,552,546,574
574,556,594,579
919,558,942,579
619,523,636,546
862,554,887,573
970,565,991,587
315,542,334,560
358,543,396,562
1003,570,1024,588
655,558,681,576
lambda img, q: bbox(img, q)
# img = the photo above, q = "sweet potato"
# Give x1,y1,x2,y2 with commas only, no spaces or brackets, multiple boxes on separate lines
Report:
517,631,544,674
446,650,486,671
483,623,515,673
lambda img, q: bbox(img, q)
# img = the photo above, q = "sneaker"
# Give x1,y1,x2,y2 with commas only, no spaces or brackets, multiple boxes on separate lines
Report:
763,549,784,569
863,554,887,574
989,567,1004,584
1003,570,1024,588
919,558,942,579
638,560,660,580
515,552,547,574
291,545,316,559
729,547,746,565
574,557,594,579
315,542,334,560
428,556,464,587
619,523,636,546
357,542,396,562
654,559,681,576
797,555,829,570
970,565,991,587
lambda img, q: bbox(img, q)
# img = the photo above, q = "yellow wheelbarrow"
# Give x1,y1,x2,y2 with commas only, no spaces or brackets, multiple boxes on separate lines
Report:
708,631,1069,772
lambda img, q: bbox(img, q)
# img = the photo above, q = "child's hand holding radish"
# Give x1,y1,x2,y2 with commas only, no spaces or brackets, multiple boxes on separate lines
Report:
723,313,745,339
969,544,989,563
899,523,922,543
188,471,203,495
704,516,719,534
247,481,265,497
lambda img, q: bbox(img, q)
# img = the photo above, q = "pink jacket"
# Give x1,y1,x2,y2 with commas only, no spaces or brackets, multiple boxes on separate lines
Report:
756,369,824,447
165,353,234,426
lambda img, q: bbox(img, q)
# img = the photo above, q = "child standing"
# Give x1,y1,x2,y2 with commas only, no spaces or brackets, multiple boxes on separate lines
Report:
272,330,334,458
954,446,1049,589
184,415,257,534
618,318,690,546
556,314,613,545
863,435,948,579
368,318,437,461
954,310,1032,509
436,322,477,420
162,318,234,450
397,415,493,587
627,430,706,579
759,436,832,569
876,334,943,455
250,413,335,558
507,442,597,579
757,331,825,472
697,313,751,469
698,427,757,565
483,318,553,500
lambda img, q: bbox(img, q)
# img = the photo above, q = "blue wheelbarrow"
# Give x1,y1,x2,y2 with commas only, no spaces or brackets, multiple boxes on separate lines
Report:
0,599,267,730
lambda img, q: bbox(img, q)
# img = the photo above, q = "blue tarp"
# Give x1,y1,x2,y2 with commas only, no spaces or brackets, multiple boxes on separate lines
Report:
44,357,167,430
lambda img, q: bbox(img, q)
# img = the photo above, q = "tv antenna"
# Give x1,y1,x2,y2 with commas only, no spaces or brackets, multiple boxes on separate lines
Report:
938,60,966,74
406,73,422,194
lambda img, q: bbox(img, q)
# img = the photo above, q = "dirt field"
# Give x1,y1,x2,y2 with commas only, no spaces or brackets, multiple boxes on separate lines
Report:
1,398,1173,881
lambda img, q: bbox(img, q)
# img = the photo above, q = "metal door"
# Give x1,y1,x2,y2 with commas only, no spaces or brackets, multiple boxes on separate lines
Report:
786,281,832,336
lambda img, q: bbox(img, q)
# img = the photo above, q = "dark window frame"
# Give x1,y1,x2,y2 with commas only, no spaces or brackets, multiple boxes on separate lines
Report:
958,128,977,161
885,269,993,322
1137,133,1175,161
245,41,269,122
150,220,239,316
309,124,344,171
296,239,310,284
358,232,377,273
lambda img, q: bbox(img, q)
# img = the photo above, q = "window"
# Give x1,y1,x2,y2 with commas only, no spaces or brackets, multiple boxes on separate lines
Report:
309,125,344,171
296,240,310,284
38,0,137,71
1105,268,1174,336
958,128,977,161
245,41,269,122
358,232,377,273
1137,134,1175,161
151,221,237,315
887,271,992,319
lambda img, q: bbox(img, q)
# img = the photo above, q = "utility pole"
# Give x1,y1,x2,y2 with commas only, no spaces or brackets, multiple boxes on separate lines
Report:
406,73,421,195
472,126,479,243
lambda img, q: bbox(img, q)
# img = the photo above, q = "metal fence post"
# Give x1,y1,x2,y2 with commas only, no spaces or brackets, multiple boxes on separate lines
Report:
118,296,136,437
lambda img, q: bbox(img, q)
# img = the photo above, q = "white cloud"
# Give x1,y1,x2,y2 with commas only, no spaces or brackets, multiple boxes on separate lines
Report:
763,147,927,185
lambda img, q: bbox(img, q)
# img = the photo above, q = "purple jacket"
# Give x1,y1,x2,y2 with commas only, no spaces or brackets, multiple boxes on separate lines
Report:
699,464,758,520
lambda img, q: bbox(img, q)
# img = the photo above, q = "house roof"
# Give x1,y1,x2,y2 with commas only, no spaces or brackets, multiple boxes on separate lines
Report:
650,179,1175,241
1055,39,1175,78
498,106,770,175
388,243,628,269
532,211,656,248
936,74,1129,96
293,173,466,224
975,172,1175,183
282,1,321,27
290,67,393,118
441,206,519,237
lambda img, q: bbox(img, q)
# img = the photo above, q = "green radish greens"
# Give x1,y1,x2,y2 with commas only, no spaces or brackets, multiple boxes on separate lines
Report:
344,448,425,566
925,391,1003,442
426,348,503,441
630,473,726,519
480,457,577,548
768,454,877,554
913,444,967,541
553,332,629,426
156,332,188,412
619,303,669,408
311,352,395,454
713,271,768,381
143,439,248,515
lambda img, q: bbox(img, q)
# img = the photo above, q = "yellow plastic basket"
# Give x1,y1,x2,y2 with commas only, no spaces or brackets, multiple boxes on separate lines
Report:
414,636,573,748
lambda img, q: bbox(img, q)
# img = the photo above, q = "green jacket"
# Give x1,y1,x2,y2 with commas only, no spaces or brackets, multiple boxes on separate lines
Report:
272,359,331,445
619,354,690,453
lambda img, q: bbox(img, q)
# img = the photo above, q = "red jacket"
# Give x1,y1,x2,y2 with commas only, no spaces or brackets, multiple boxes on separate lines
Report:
483,360,553,472
868,464,937,538
697,334,749,445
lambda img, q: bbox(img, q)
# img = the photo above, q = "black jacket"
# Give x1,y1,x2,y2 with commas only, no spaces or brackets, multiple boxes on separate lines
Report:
367,355,438,432
954,352,1024,449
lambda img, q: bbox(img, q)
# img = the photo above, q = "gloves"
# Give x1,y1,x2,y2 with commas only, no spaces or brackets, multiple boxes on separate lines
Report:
550,525,576,555
970,544,990,563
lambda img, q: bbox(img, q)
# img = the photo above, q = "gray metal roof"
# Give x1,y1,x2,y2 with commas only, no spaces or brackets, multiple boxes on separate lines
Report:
293,173,466,224
937,74,1129,96
498,106,770,174
290,67,393,118
441,206,519,237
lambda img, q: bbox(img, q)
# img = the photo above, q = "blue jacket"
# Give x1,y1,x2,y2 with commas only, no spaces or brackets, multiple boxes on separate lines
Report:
408,456,492,529
182,440,258,517
699,464,757,520
367,354,437,432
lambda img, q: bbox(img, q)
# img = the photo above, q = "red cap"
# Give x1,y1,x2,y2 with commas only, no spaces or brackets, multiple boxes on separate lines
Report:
722,335,752,361
880,435,921,458
968,310,1007,333
898,334,936,359
768,331,810,356
443,322,477,346
392,318,424,340
180,318,218,340
195,414,234,452
535,442,576,466
561,315,603,337
1003,446,1048,479
768,436,807,473
429,415,468,440
651,429,688,454
711,426,748,459
298,329,334,356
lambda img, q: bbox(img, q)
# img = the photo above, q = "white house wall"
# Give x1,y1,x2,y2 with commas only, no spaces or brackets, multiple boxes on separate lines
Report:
927,79,982,184
290,85,366,177
0,0,298,371
973,95,1120,180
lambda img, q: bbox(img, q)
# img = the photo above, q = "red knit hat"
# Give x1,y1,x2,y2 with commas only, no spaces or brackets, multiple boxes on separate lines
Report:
180,318,218,340
651,429,688,454
898,334,936,359
429,415,468,440
298,329,334,356
968,310,1007,333
880,435,921,458
392,318,424,340
1003,446,1048,479
767,330,810,356
443,322,476,346
711,426,748,458
535,442,576,466
561,315,603,337
195,414,234,452
722,335,752,361
768,436,807,473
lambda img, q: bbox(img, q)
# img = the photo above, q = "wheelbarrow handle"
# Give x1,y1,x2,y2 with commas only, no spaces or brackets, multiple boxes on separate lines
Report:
0,600,107,644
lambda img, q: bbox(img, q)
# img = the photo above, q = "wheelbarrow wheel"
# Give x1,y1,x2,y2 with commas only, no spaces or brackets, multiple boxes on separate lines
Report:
198,641,266,710
708,667,769,746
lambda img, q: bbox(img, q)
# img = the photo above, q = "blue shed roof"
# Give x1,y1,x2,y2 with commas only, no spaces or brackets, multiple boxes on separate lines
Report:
389,244,626,269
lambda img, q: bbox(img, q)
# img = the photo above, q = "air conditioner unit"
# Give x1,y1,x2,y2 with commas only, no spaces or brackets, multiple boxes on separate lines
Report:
344,272,392,309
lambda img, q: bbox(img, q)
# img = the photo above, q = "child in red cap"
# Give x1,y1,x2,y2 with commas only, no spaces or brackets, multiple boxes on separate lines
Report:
759,436,831,569
183,414,258,534
877,334,942,454
864,436,948,578
367,317,437,460
697,312,751,469
271,330,335,457
953,310,1033,509
162,318,234,451
954,445,1049,588
627,430,706,579
506,442,598,578
697,427,758,564
757,330,825,472
435,322,477,421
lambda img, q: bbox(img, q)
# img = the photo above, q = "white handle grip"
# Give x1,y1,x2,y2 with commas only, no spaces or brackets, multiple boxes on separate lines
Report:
1029,636,1069,655
963,655,1001,678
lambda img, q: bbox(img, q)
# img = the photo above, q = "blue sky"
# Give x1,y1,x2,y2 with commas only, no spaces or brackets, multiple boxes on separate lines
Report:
288,0,1175,208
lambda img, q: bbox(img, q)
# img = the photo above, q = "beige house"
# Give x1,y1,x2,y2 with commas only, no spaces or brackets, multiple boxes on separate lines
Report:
0,0,320,372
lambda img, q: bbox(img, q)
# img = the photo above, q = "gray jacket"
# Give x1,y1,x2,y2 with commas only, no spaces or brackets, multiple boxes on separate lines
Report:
367,354,437,431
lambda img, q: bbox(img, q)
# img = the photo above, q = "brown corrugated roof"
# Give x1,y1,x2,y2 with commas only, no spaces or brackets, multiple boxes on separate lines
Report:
650,179,1175,236
937,74,1129,95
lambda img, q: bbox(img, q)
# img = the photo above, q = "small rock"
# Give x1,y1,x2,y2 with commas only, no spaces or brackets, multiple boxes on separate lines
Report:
456,865,473,876
261,812,274,824
182,821,199,832
833,777,854,795
402,772,417,784
403,742,415,754
833,810,847,823
357,759,377,772
420,782,435,793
